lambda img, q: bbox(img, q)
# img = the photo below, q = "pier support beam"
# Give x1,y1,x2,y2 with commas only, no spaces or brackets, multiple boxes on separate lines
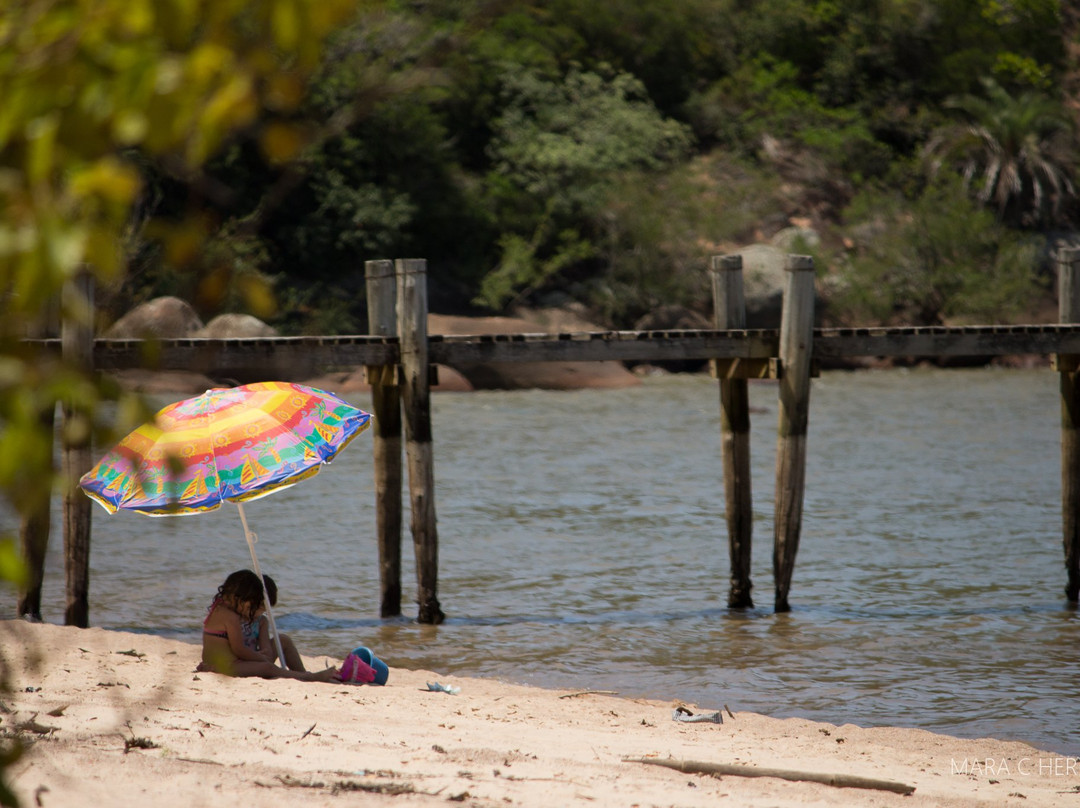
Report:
365,259,404,618
773,255,815,613
61,270,94,627
18,300,59,621
397,258,445,624
1058,247,1080,602
711,254,754,608
18,403,54,621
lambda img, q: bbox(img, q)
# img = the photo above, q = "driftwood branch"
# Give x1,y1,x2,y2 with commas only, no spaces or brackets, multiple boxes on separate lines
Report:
623,757,915,796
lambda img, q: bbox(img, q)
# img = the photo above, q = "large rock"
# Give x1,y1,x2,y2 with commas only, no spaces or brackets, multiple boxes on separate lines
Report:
195,314,278,338
429,312,640,391
302,364,474,394
108,369,220,395
103,297,203,339
770,225,820,252
632,305,712,373
735,244,788,329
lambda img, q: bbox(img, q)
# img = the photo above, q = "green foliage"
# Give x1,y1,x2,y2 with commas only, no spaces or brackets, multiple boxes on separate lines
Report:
478,67,692,309
588,154,782,326
544,0,739,115
832,176,1043,325
107,0,1070,326
0,738,22,807
8,0,1069,338
179,9,502,329
925,78,1077,229
692,56,894,182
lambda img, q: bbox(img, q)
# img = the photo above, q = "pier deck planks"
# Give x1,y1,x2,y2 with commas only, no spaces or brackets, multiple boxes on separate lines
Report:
25,323,1080,373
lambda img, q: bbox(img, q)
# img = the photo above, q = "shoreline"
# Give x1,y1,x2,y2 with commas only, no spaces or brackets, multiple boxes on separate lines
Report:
2,620,1077,807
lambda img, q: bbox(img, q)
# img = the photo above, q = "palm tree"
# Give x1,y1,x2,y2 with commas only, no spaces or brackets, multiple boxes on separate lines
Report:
924,77,1077,229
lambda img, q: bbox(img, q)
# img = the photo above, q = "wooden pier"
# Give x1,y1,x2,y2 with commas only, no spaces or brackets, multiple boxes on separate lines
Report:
20,249,1080,623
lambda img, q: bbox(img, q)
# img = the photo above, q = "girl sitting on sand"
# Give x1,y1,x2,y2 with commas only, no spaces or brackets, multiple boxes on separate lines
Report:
246,574,310,674
200,569,339,682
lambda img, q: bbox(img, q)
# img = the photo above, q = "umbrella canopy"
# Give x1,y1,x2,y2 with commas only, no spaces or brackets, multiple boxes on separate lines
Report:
80,381,371,516
79,381,372,668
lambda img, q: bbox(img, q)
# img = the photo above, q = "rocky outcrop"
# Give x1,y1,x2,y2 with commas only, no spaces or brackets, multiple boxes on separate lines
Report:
103,296,203,339
102,298,639,393
632,305,711,373
103,299,283,391
302,364,475,394
735,243,788,329
108,369,220,395
429,313,640,391
195,314,278,338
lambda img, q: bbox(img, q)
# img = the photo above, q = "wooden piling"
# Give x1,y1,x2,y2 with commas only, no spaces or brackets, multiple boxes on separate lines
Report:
773,255,816,613
61,271,94,627
711,254,754,608
396,258,445,624
365,259,404,617
18,403,55,621
18,305,58,621
1057,247,1080,602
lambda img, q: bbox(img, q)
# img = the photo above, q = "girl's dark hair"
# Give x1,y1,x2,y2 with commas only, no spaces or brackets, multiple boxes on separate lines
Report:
263,574,278,607
216,569,265,622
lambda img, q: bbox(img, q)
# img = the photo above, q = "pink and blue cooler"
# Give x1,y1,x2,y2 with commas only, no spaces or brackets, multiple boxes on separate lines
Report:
340,646,389,685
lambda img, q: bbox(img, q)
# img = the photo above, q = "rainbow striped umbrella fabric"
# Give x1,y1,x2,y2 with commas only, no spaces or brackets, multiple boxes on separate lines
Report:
80,382,372,516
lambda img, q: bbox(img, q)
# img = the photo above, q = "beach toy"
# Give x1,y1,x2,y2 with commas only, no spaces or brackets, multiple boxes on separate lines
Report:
339,653,376,684
341,646,389,685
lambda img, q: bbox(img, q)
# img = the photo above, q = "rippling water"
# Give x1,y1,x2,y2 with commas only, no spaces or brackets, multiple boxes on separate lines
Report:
2,368,1078,755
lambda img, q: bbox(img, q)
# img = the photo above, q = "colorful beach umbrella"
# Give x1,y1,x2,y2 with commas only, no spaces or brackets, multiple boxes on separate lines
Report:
79,381,372,666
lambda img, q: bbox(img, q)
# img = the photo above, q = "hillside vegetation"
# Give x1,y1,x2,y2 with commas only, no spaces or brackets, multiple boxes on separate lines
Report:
96,0,1076,334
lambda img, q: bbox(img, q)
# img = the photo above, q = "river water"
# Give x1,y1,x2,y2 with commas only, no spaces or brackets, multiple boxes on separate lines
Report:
2,367,1078,755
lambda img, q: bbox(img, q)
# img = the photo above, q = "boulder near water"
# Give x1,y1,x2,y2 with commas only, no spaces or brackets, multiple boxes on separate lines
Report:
102,296,203,339
194,313,278,338
429,312,640,391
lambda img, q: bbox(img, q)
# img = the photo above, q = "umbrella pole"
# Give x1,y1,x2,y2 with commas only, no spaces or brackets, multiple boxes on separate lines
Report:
237,503,288,669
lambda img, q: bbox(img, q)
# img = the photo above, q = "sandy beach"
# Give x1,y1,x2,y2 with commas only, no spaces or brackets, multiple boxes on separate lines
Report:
1,619,1077,807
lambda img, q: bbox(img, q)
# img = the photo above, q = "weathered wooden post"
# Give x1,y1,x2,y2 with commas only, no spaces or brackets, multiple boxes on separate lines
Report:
1057,246,1080,602
711,254,754,608
18,300,59,620
396,258,445,624
18,405,55,622
773,255,815,613
365,259,404,617
18,407,54,621
61,270,94,627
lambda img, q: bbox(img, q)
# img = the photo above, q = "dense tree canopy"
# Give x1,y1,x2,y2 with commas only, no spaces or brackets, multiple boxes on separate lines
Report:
103,0,1071,333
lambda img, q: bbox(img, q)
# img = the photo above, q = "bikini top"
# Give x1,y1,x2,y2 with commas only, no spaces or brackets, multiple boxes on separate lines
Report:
202,597,229,639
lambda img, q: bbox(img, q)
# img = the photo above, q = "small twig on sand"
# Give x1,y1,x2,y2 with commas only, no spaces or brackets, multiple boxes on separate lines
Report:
559,690,618,699
15,715,58,735
175,757,223,766
280,775,324,789
258,775,417,797
116,649,145,659
331,780,416,796
623,757,915,796
299,723,317,740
